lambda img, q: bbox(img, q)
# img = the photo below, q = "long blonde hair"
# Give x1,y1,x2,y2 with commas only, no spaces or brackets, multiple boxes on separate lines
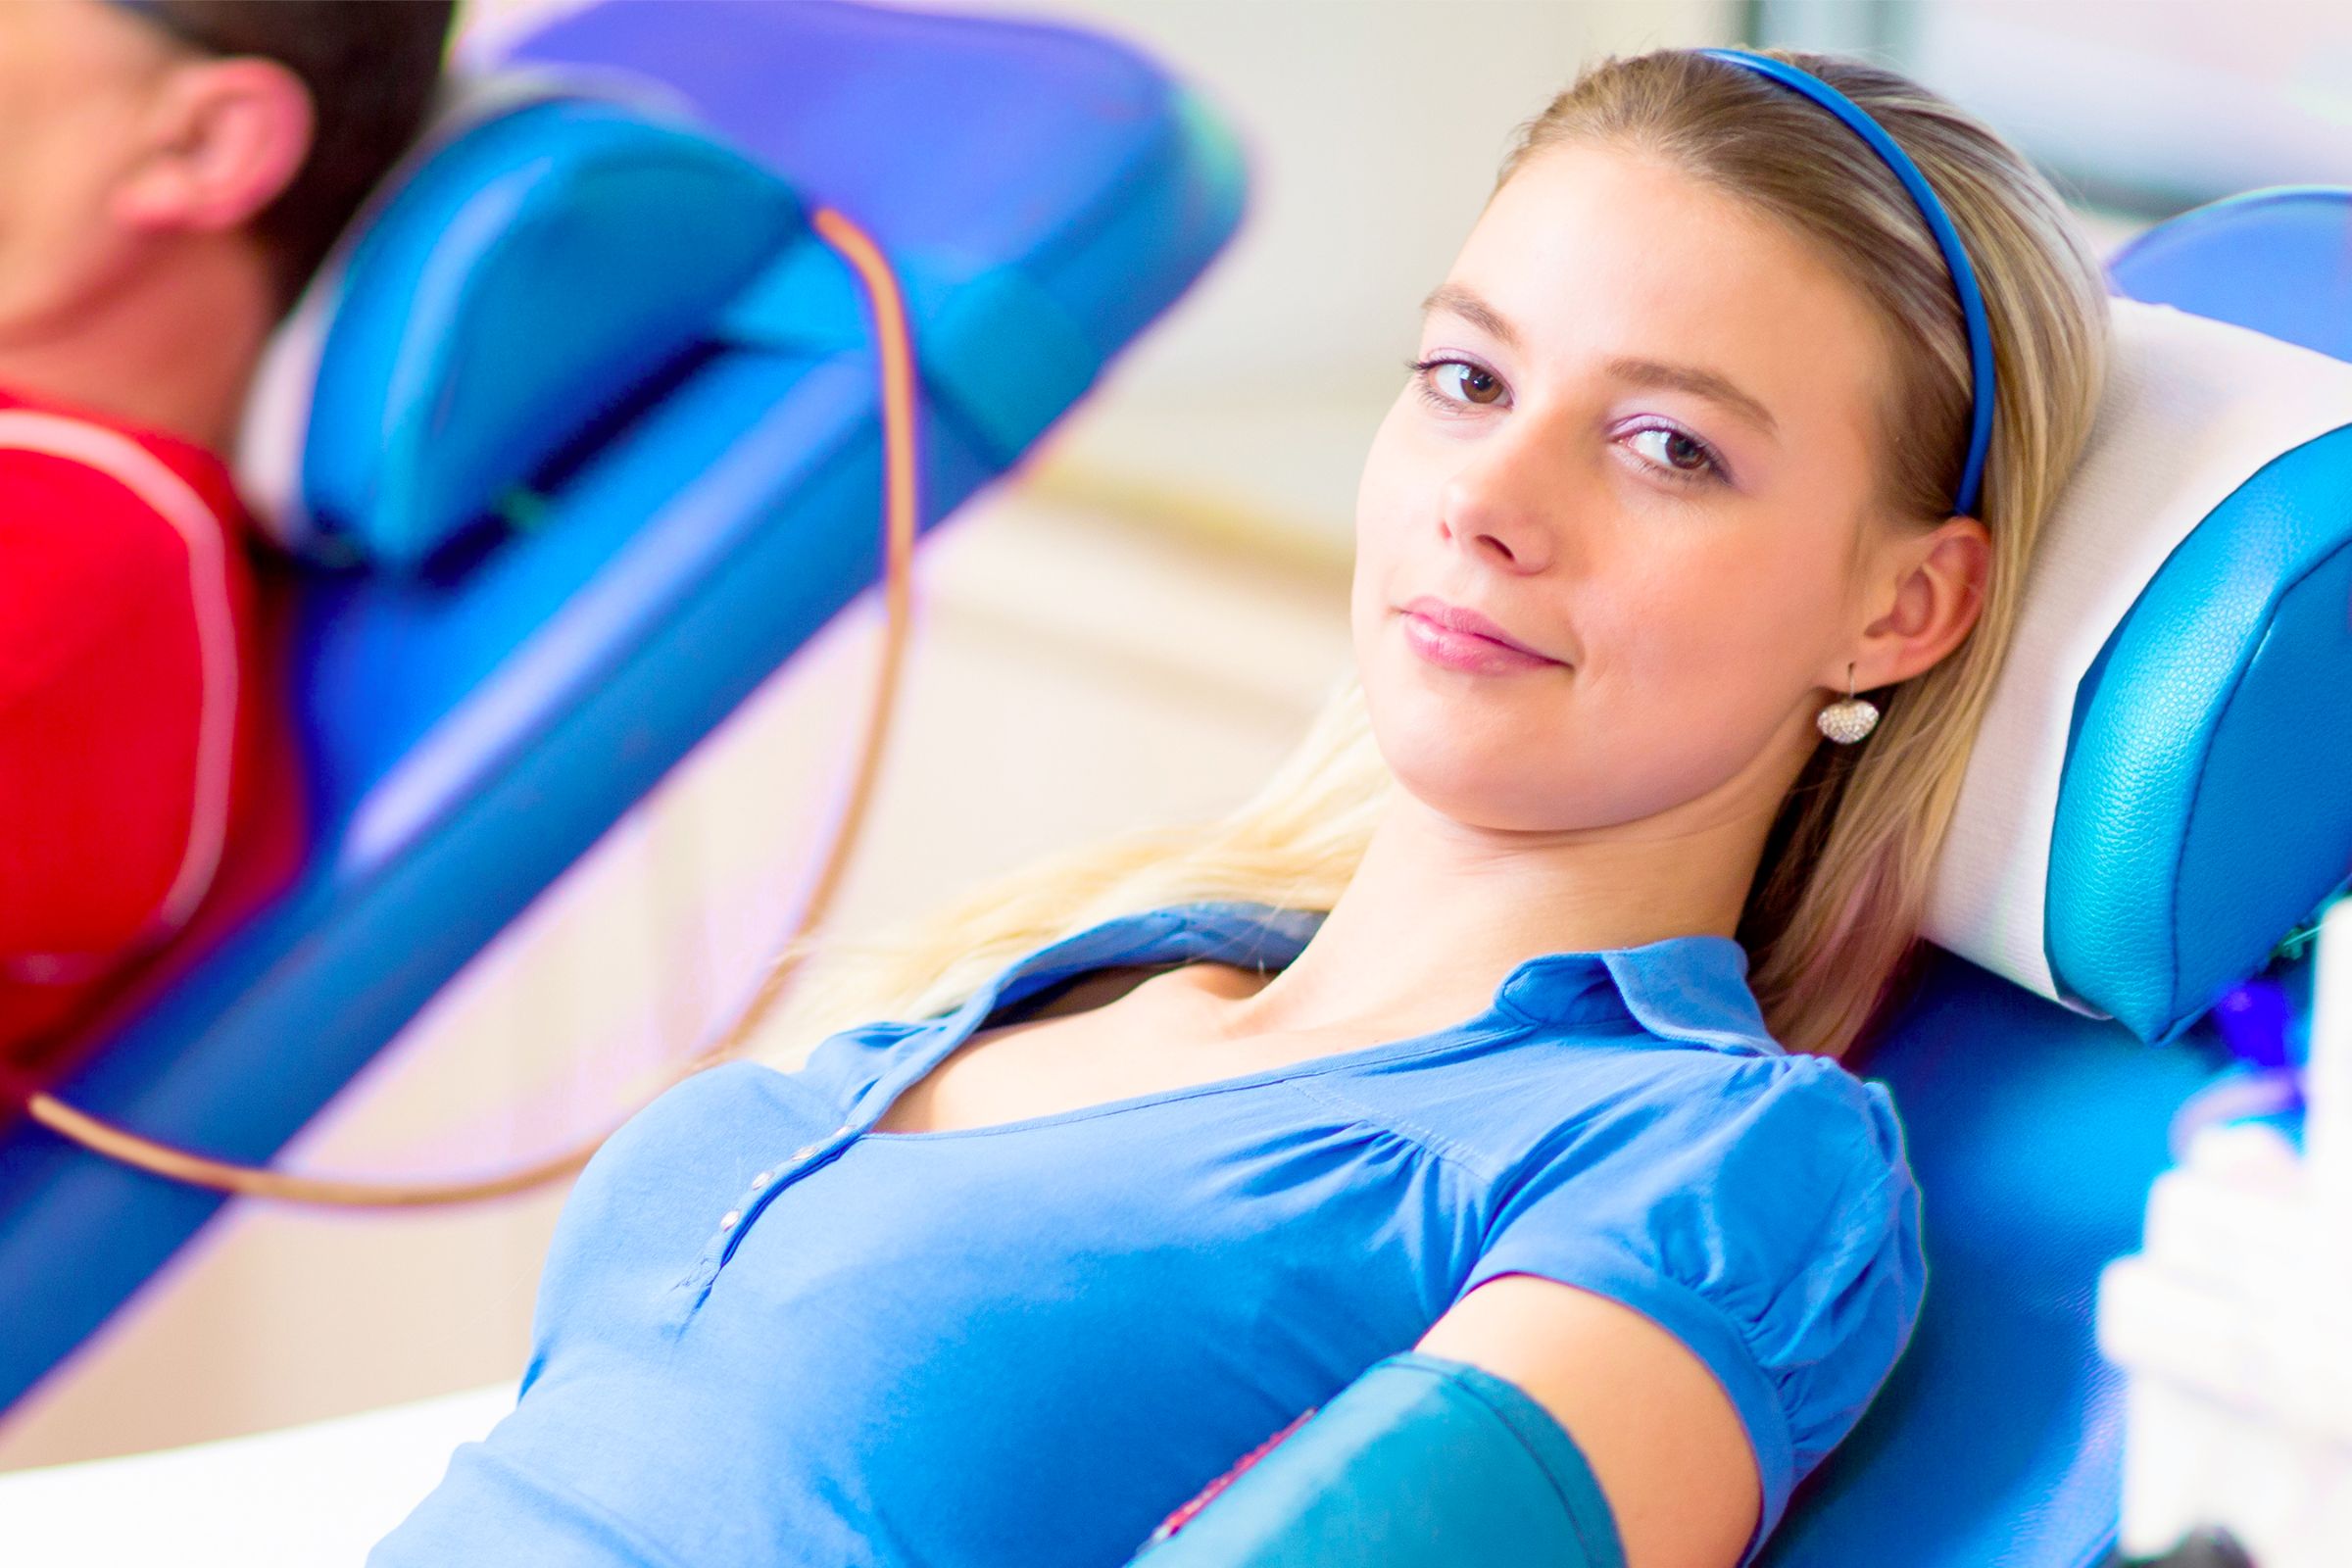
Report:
735,44,2111,1071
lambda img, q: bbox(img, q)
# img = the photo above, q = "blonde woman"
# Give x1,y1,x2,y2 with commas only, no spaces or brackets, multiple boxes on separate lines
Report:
372,42,2110,1568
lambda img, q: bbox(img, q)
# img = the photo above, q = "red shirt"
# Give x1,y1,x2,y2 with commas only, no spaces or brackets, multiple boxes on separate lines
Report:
0,387,302,1076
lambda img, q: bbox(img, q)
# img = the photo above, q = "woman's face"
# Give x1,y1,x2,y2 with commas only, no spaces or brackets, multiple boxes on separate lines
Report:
1353,139,1938,837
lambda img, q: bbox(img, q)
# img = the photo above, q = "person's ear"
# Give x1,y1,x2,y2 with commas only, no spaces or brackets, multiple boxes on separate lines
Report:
113,56,314,234
1831,513,1991,693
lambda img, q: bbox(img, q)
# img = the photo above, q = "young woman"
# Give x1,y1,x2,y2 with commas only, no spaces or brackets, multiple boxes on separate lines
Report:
371,42,2110,1568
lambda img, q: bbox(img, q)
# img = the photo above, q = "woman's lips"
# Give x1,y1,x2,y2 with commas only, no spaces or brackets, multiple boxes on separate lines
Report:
1399,610,1564,673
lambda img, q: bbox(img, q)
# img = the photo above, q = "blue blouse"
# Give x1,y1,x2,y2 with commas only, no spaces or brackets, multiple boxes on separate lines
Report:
369,899,1925,1568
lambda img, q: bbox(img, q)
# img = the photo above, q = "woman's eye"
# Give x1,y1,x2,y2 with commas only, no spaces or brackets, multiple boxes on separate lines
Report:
1624,422,1726,487
1402,359,1730,488
1407,357,1506,411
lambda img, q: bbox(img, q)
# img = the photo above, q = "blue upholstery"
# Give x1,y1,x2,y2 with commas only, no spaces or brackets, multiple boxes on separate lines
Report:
1762,192,2352,1565
1759,951,2224,1566
2091,188,2352,363
300,97,803,570
2053,425,2352,1040
2047,209,2352,1037
0,0,1242,1418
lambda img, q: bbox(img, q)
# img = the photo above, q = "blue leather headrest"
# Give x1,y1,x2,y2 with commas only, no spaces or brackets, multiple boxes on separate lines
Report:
235,75,803,570
1924,190,2352,1045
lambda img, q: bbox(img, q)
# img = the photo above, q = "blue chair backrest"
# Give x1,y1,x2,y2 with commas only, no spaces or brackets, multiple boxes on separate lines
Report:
1763,188,2352,1566
0,0,1246,1421
233,68,801,572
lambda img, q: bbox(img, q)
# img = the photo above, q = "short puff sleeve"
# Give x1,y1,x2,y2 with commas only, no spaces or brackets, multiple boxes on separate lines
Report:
1458,1053,1926,1566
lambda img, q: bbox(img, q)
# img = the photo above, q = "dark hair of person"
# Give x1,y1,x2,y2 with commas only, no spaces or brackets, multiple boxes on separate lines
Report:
141,1,459,313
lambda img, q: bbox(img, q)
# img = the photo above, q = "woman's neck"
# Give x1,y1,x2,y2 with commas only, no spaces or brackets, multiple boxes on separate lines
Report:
1218,784,1784,1046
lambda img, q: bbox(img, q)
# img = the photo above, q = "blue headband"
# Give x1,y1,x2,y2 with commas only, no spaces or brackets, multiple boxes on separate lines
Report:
1695,47,1995,520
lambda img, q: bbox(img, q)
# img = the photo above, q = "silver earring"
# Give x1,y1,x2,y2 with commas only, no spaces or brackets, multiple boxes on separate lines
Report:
1816,662,1880,744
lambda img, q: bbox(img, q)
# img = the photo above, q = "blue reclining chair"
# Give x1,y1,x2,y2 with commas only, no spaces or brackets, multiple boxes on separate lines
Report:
1758,186,2352,1566
0,0,1245,1419
6,3,2347,1558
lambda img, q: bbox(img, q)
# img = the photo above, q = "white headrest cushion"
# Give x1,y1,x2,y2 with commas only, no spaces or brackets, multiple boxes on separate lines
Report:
1925,295,2352,1013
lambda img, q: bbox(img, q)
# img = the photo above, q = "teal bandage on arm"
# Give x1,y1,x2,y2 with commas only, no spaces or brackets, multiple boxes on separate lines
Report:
1126,1349,1626,1568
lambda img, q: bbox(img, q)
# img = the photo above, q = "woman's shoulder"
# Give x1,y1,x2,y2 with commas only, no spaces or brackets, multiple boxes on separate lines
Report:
1550,1048,1914,1206
1391,1029,1909,1190
1452,1043,1927,1510
1598,1046,1910,1171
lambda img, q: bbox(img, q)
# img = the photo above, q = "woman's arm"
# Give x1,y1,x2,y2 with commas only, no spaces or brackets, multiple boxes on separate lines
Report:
1416,1271,1761,1568
1125,1271,1756,1568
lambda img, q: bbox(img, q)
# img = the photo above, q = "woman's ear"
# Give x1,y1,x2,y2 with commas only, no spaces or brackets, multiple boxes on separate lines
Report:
112,55,314,234
1836,513,1992,691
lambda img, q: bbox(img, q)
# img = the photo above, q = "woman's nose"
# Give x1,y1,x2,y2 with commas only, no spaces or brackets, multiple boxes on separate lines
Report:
1437,432,1562,572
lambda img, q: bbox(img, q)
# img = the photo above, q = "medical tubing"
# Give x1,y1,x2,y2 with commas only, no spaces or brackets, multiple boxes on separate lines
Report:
5,204,921,1207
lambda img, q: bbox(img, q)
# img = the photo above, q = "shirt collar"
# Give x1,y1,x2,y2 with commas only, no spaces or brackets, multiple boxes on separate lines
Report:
973,898,1784,1058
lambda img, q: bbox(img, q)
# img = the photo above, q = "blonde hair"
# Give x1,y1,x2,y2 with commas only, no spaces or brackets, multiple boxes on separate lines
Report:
736,44,2111,1072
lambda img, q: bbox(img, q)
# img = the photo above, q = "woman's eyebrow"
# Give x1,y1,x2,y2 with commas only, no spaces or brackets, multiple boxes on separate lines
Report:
1420,282,1522,349
1605,355,1781,441
1418,282,1782,442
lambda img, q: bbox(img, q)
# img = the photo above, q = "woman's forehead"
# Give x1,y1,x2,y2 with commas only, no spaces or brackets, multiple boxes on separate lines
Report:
1437,143,1888,438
